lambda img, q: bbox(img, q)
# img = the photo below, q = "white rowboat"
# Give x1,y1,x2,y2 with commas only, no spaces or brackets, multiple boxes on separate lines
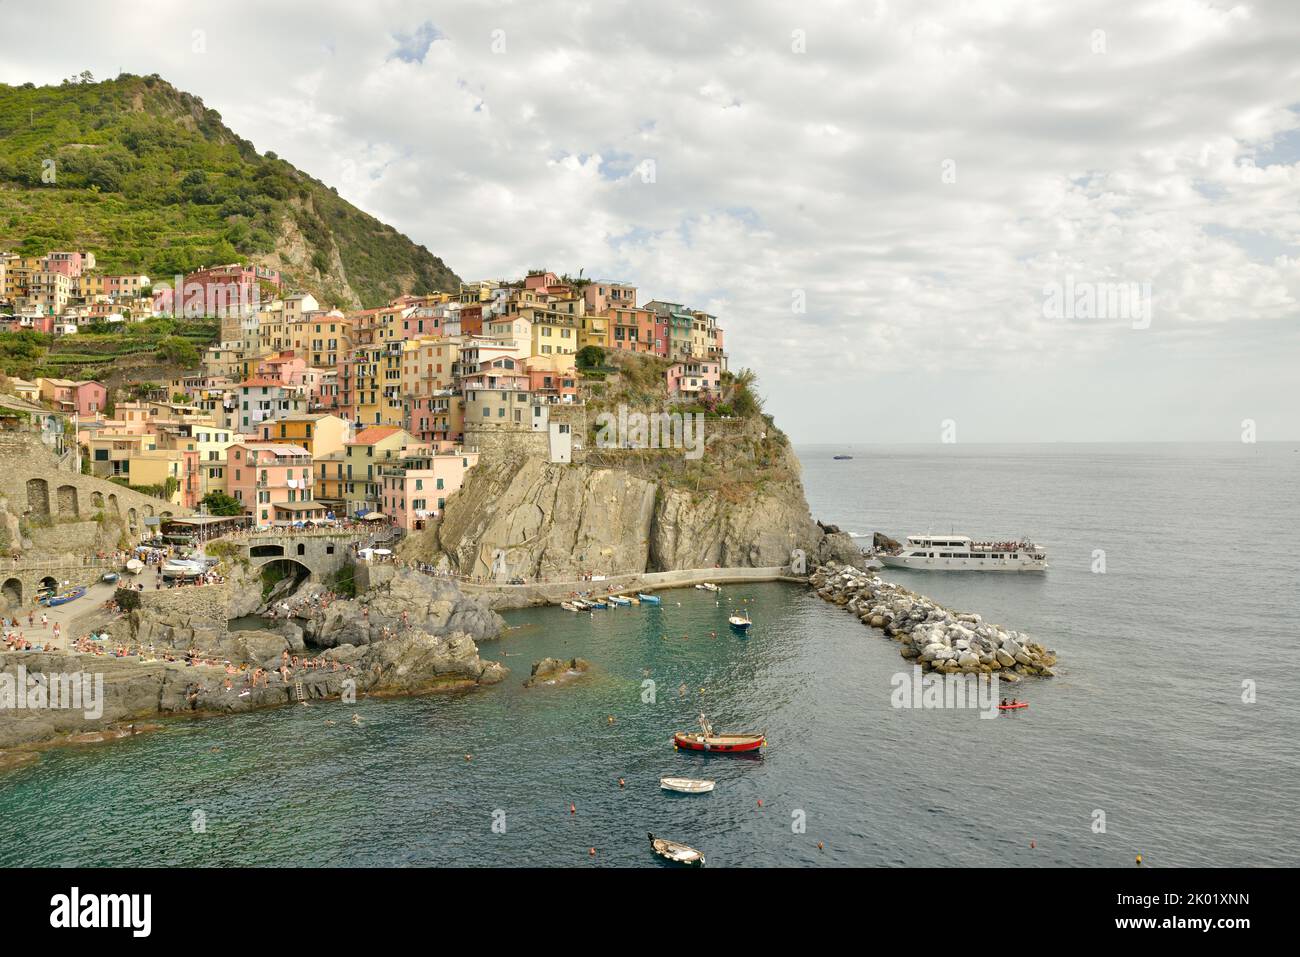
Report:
660,777,716,794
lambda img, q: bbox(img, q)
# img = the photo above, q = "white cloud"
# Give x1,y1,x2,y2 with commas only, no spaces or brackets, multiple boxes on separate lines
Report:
2,0,1298,440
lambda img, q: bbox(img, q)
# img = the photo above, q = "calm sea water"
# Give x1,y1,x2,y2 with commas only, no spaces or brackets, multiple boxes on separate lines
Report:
1,443,1296,867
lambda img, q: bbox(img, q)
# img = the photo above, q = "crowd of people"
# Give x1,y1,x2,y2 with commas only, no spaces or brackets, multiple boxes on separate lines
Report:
65,634,358,693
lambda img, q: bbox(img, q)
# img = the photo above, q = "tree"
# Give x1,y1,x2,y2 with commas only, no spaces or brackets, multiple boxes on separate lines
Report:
155,336,198,367
576,345,605,370
200,491,244,516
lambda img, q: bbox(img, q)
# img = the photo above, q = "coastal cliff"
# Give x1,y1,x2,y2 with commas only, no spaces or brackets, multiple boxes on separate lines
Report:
0,565,506,752
405,413,862,580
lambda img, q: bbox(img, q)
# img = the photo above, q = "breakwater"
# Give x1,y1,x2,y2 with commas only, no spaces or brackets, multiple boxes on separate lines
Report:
810,562,1059,681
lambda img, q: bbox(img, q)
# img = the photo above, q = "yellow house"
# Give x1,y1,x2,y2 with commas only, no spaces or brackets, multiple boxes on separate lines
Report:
314,451,347,512
579,312,610,350
401,337,461,399
125,449,187,505
87,431,158,479
256,413,349,458
343,425,417,515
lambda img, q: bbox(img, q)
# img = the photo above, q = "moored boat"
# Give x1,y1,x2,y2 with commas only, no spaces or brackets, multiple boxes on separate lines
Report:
637,593,661,605
728,614,752,632
673,715,764,753
998,700,1029,711
695,582,720,592
660,777,716,794
40,585,87,607
877,534,1048,572
570,599,590,610
608,595,632,606
560,601,580,612
648,832,705,866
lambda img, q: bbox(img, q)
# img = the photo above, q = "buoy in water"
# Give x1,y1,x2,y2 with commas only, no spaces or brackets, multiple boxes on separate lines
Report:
569,802,576,815
589,847,596,857
1136,853,1143,866
618,778,625,788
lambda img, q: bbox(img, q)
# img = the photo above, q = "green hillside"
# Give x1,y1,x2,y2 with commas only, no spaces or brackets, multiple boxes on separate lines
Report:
0,73,460,308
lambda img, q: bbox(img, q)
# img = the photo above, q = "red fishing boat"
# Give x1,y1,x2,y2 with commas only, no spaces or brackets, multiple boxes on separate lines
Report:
673,715,765,753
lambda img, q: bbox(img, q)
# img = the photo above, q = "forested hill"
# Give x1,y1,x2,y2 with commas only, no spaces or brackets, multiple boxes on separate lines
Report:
0,73,460,308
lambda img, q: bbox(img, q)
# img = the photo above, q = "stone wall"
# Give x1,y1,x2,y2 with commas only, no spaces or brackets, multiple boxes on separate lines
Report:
0,432,191,560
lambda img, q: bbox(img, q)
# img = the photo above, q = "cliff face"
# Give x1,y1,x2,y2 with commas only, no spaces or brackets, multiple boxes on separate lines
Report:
410,424,861,580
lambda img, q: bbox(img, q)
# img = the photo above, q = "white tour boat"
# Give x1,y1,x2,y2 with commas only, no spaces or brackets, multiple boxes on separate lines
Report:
877,535,1047,572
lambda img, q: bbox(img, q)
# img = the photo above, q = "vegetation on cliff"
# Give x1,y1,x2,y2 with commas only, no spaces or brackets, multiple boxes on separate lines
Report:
0,317,219,383
0,73,460,307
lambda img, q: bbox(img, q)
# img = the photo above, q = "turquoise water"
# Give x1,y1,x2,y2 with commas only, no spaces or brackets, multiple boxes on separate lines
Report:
1,443,1296,866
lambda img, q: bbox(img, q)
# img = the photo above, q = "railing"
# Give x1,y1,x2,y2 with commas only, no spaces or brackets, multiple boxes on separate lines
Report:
5,556,114,572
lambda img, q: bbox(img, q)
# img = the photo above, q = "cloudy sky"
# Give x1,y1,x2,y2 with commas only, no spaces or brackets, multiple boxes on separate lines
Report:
4,0,1298,442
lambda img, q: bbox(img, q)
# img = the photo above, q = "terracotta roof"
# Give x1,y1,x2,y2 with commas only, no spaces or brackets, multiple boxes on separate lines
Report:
352,426,404,445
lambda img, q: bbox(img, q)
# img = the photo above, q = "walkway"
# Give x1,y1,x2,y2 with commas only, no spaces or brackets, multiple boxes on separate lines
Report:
449,565,805,610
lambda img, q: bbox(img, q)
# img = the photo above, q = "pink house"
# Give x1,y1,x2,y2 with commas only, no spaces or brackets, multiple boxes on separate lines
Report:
379,450,480,531
257,352,309,388
226,442,319,526
666,361,720,398
524,270,561,291
37,378,107,417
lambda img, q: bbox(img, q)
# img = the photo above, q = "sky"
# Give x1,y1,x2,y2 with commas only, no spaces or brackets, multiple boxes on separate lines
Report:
2,0,1298,443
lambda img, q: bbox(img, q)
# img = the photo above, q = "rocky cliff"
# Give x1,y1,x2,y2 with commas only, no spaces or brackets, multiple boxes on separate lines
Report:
0,565,507,751
405,418,863,580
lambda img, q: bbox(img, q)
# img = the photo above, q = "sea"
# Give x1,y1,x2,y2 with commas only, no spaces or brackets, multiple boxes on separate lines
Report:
1,443,1296,867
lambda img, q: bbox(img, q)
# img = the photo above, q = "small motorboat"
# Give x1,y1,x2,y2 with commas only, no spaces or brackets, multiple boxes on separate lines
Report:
637,593,661,605
673,715,764,753
570,599,590,610
998,701,1029,711
648,832,705,867
608,595,632,606
125,558,145,575
626,595,641,605
695,582,720,592
728,614,752,632
41,585,87,607
560,601,581,612
833,454,853,460
101,572,120,584
660,777,716,794
588,600,608,610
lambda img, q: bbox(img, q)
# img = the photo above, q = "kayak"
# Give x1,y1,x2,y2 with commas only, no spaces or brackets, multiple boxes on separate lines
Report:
998,702,1029,711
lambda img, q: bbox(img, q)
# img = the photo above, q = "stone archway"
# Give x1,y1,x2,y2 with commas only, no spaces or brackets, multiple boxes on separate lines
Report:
108,493,119,514
128,508,138,532
250,543,285,558
1,578,21,606
38,576,57,593
26,478,49,517
91,491,104,510
56,485,79,518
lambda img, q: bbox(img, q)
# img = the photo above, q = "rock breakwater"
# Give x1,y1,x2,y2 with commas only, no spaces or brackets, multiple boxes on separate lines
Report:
810,562,1059,681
